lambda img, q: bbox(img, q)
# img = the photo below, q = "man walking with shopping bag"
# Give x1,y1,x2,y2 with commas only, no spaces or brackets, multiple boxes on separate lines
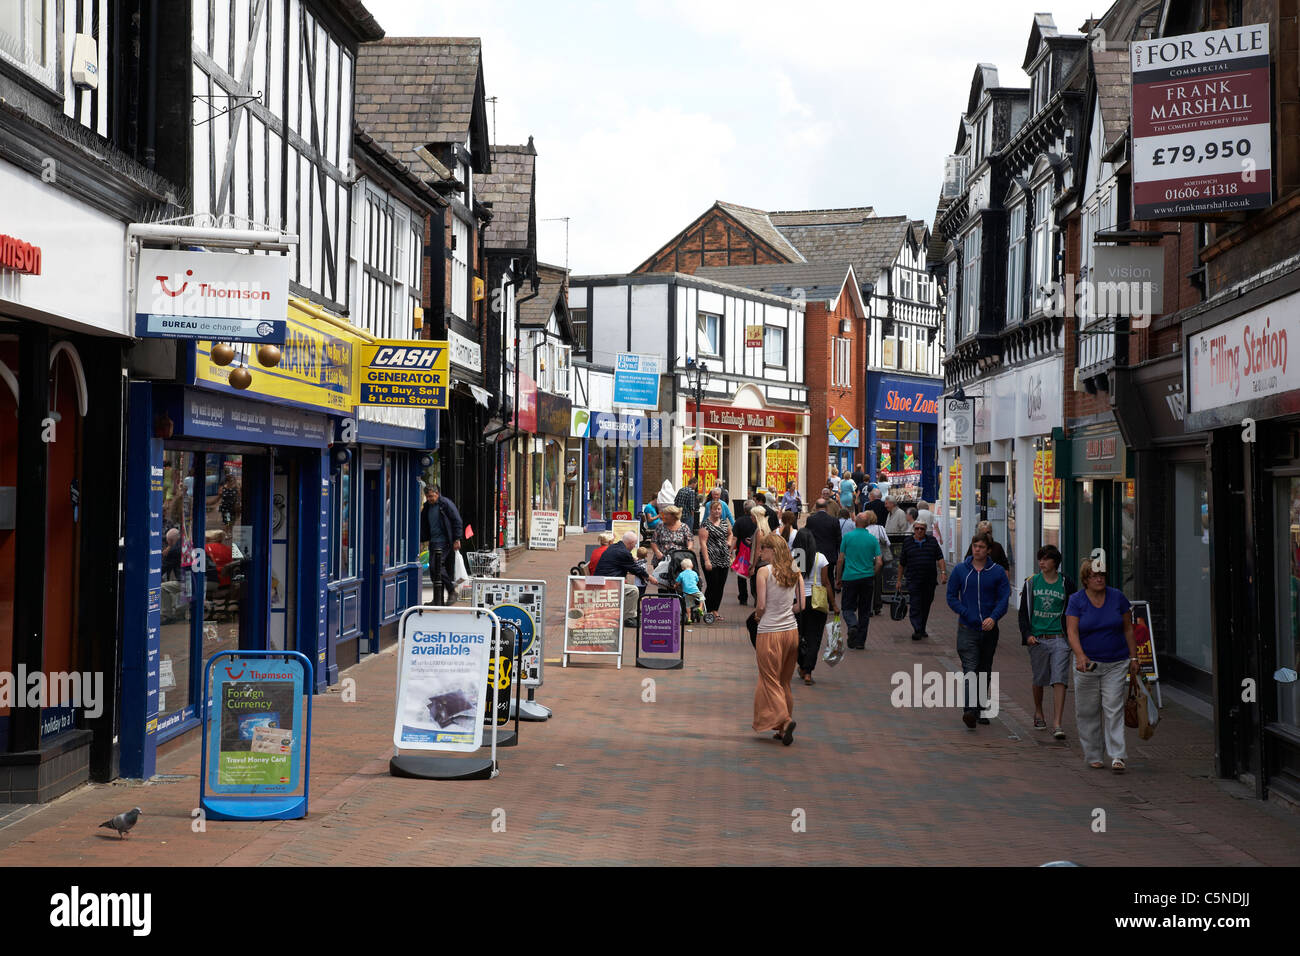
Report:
420,484,464,605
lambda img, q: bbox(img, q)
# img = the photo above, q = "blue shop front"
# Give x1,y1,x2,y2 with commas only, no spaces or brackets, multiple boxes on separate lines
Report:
864,373,942,503
327,405,430,674
121,300,358,779
583,411,658,531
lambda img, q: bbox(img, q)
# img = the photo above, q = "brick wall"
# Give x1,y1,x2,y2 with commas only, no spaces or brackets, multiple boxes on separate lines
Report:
803,295,863,497
636,209,792,275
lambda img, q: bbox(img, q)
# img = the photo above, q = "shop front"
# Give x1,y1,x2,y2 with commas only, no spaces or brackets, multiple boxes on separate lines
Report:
121,298,357,778
331,406,427,674
865,374,942,502
0,165,134,797
940,355,1063,589
1113,355,1212,696
683,391,808,502
532,389,572,542
1181,270,1300,800
586,412,652,531
1057,421,1135,596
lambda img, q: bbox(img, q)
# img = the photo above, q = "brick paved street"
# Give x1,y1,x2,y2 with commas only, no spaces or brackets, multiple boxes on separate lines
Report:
1,532,1298,867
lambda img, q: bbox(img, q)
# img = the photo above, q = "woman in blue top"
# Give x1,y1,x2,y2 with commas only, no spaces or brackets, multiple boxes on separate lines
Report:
1065,561,1140,773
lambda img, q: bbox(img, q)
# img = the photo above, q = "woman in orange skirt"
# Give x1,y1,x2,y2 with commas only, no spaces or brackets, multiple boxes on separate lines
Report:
751,533,804,745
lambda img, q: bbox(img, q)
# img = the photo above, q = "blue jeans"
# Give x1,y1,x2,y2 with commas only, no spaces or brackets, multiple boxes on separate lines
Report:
956,624,999,714
841,577,874,646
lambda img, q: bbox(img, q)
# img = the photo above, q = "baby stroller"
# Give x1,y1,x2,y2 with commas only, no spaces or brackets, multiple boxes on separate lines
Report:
654,549,713,625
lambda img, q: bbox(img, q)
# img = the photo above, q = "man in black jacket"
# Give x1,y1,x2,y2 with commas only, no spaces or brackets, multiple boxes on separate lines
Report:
1016,544,1077,739
419,484,464,605
804,498,842,581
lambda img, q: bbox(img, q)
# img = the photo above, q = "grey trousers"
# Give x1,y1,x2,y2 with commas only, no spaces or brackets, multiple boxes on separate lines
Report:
1073,659,1129,763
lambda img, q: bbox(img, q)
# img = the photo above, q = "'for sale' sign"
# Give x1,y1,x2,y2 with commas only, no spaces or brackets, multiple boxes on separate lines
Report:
1130,24,1272,219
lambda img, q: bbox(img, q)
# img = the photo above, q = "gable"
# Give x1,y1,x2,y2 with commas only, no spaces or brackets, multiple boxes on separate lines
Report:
632,204,801,275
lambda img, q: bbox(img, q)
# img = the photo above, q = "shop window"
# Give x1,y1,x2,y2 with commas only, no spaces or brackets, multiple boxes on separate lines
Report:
1277,476,1300,727
330,459,356,580
204,454,251,663
383,456,393,568
1171,463,1212,672
159,450,199,721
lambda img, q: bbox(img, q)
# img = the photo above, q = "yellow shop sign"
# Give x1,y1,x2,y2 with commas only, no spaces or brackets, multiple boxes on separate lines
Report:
195,299,362,413
357,340,450,408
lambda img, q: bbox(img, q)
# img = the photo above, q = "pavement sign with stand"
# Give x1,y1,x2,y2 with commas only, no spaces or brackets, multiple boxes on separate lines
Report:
636,593,685,670
563,576,625,668
1130,599,1162,708
473,578,552,721
199,650,313,821
389,605,503,780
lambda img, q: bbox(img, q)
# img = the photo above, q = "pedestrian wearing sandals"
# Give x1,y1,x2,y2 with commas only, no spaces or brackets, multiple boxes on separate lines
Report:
1066,561,1140,773
1017,545,1077,740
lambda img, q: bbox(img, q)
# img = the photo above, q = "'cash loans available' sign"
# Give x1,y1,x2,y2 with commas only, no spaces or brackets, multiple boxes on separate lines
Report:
1131,24,1272,219
357,340,450,409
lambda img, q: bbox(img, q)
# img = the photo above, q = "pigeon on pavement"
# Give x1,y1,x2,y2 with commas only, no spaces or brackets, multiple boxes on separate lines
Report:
99,807,143,839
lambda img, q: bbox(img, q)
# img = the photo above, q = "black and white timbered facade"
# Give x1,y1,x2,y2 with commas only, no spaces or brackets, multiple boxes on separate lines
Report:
934,15,1087,591
568,272,808,508
183,0,382,310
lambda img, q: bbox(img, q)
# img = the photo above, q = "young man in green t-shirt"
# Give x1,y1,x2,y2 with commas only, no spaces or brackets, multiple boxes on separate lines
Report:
835,512,882,650
1017,544,1077,738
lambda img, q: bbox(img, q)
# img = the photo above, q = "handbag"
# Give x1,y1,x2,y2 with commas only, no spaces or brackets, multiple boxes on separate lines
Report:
731,539,751,576
1135,674,1157,739
1124,672,1142,729
746,611,759,647
811,584,829,613
889,593,909,621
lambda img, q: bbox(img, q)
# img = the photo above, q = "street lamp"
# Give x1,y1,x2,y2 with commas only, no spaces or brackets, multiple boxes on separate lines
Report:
685,358,710,486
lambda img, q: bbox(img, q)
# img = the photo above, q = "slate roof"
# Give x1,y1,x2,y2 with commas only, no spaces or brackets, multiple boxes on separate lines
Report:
769,207,874,226
477,139,536,252
1092,46,1131,152
519,263,569,328
775,214,914,281
714,201,806,262
329,0,384,42
355,38,483,158
696,262,858,305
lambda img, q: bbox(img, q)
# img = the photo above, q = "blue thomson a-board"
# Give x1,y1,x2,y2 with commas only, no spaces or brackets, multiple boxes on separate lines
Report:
199,650,313,821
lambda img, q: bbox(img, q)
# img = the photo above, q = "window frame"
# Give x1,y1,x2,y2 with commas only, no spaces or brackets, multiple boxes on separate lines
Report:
1006,199,1027,325
696,310,721,358
763,324,786,368
962,225,981,338
0,0,58,91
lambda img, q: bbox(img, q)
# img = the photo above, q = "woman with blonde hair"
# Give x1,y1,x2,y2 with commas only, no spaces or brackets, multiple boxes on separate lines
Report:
747,505,773,597
751,533,804,745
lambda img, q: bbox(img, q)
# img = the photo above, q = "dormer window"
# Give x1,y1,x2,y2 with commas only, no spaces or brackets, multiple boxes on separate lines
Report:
1032,58,1051,113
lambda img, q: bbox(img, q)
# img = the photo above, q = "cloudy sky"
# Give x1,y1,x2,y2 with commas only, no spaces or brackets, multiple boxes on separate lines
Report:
363,0,1107,275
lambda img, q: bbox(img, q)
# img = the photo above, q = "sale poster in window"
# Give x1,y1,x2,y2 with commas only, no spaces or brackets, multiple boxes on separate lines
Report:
764,448,799,495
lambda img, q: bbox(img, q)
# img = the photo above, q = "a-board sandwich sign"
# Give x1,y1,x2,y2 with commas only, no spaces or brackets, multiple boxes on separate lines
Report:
563,576,625,666
394,607,494,752
472,579,546,689
206,656,306,791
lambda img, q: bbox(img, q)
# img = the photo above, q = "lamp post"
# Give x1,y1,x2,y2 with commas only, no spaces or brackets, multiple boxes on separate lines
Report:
685,358,710,489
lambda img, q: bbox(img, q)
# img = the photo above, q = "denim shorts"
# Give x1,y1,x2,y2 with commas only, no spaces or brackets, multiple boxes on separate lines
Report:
1028,635,1072,686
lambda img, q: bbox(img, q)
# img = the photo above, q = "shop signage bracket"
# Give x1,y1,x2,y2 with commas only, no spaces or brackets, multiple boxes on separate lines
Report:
390,606,504,781
199,650,314,822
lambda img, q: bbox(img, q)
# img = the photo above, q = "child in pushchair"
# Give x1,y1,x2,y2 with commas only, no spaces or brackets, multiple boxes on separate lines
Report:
653,549,712,624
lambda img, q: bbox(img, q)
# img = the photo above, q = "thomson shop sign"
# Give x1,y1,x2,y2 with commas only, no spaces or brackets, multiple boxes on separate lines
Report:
135,248,289,343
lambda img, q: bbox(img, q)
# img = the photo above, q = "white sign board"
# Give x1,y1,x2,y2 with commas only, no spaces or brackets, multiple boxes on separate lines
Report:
528,510,560,550
1187,288,1299,425
449,328,483,373
393,606,494,753
942,398,973,447
135,248,290,342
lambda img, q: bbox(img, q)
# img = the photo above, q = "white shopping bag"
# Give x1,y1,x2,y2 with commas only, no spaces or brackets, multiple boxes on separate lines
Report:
822,614,846,667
